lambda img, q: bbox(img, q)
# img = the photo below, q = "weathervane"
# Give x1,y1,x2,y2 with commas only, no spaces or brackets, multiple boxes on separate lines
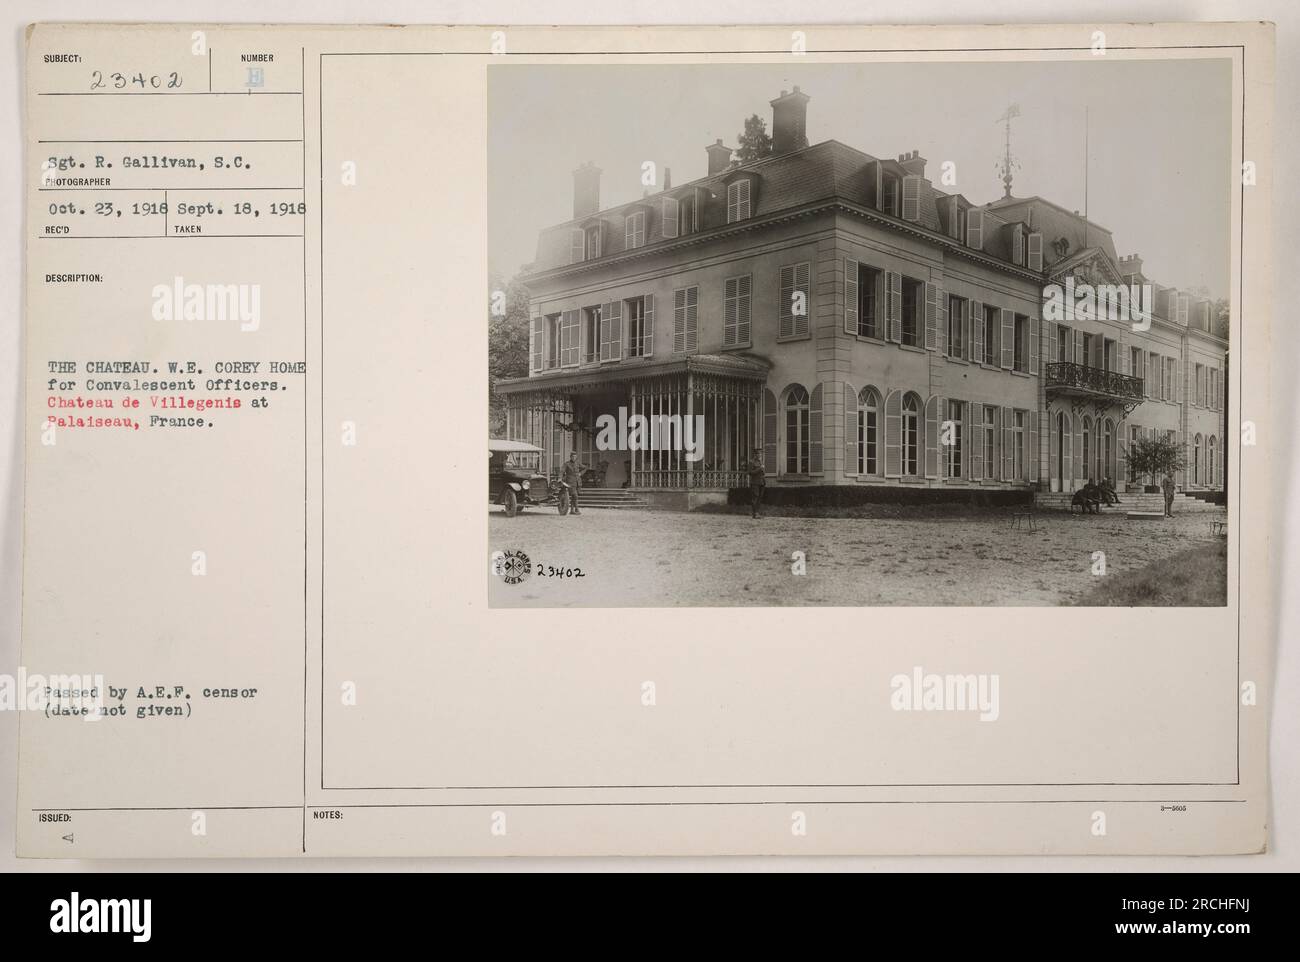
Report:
994,104,1021,198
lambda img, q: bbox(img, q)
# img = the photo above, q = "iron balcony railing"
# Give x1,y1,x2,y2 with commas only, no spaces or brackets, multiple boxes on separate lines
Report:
1045,362,1144,401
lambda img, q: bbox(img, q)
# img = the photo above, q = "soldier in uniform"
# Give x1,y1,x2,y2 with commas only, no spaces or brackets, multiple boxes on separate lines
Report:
1161,473,1175,517
745,447,766,519
561,452,583,516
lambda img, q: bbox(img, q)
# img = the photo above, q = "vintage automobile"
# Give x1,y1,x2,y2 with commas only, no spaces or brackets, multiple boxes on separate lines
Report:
488,439,564,516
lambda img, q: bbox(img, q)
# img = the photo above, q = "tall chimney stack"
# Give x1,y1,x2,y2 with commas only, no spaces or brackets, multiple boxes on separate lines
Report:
899,150,927,179
572,162,601,219
770,85,810,155
706,139,733,175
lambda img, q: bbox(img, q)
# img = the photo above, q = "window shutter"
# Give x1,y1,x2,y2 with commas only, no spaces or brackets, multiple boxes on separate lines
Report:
970,404,984,480
569,229,585,264
992,407,1003,480
661,197,679,239
737,274,752,344
1046,320,1057,371
1074,417,1084,485
684,288,697,351
871,161,883,210
844,259,859,335
1012,226,1024,266
724,277,739,345
762,389,778,474
1027,231,1043,271
887,272,902,342
810,384,823,474
642,294,654,356
1061,413,1072,484
924,394,941,479
673,289,687,352
968,300,983,363
602,300,622,360
1027,412,1038,481
560,309,580,367
529,316,544,373
1029,317,1040,376
924,282,939,351
967,209,983,249
901,175,921,221
937,288,948,355
884,390,902,478
1047,412,1059,485
1000,308,1014,369
844,383,858,474
1144,351,1152,397
778,265,810,338
1002,406,1015,480
1074,330,1084,367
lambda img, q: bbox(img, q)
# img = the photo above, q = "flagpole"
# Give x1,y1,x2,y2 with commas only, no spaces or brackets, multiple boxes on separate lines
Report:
1084,105,1089,248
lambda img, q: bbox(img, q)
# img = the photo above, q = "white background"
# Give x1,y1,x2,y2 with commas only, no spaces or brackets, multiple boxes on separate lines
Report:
1,0,1295,872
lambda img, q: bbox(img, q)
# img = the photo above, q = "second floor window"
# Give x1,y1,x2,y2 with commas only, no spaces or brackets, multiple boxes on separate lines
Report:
983,306,999,365
857,264,881,338
1058,324,1072,363
947,295,965,358
1130,346,1143,383
901,276,922,347
546,314,562,369
583,306,602,364
626,296,652,357
1013,314,1028,372
1165,358,1175,401
724,274,752,346
624,211,645,250
726,180,751,223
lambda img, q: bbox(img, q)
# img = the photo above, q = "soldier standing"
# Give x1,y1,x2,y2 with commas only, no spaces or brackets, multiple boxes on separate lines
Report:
745,447,766,519
561,452,583,516
1161,473,1175,517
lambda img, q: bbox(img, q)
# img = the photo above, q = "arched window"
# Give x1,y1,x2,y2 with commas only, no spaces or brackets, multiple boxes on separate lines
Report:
1081,417,1093,482
784,385,810,475
1193,433,1203,485
1208,435,1217,487
858,387,881,475
902,393,921,476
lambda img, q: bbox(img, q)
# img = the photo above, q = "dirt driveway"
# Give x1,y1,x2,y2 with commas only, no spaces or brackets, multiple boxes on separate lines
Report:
488,506,1228,607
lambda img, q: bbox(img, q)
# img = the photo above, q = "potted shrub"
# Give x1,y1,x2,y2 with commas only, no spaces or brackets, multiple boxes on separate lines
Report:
1128,434,1187,493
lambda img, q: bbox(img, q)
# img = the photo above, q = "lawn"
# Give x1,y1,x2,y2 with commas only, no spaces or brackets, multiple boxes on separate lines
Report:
1069,538,1227,606
488,505,1229,607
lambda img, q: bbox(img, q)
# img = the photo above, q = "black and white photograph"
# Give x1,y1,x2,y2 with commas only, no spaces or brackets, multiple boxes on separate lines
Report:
488,59,1232,607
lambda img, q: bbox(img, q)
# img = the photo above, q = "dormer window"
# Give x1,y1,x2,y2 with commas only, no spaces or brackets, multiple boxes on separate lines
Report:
679,193,697,235
726,179,751,223
1011,224,1024,266
951,199,967,243
624,210,646,250
584,224,602,260
881,173,900,217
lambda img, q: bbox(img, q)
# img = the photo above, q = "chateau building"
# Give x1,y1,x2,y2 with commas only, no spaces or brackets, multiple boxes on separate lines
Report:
496,87,1228,504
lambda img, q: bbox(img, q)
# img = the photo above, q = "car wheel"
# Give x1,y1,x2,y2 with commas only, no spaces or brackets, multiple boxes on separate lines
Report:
503,488,518,517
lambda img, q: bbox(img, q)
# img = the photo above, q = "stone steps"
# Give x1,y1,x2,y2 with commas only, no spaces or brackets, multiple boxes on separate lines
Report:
569,489,651,509
1034,491,1223,513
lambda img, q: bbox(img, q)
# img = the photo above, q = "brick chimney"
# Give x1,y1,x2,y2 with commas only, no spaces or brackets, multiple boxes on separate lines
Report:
899,150,926,179
572,162,601,219
1118,253,1144,280
770,86,810,155
706,139,733,175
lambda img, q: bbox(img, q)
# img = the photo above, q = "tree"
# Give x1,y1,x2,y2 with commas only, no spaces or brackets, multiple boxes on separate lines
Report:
736,114,773,163
1127,434,1187,489
488,272,532,436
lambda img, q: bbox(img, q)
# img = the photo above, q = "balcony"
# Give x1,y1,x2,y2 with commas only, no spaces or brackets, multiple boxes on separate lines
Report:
1045,362,1144,404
